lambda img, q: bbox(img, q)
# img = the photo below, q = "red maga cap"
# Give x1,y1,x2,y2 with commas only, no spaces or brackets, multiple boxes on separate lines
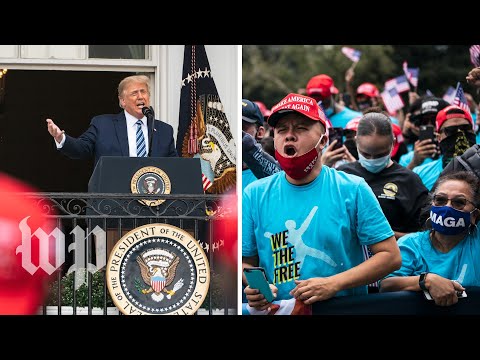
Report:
306,74,338,98
253,101,272,118
356,83,379,98
436,105,473,132
268,93,327,128
345,116,362,132
391,123,404,157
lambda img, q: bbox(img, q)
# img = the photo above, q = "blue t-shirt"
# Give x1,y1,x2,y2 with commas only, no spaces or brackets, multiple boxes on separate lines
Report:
384,230,480,286
242,168,258,193
412,156,443,190
399,150,434,168
330,107,362,128
242,166,394,300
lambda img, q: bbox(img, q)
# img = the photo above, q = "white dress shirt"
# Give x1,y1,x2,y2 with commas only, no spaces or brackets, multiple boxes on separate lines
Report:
125,111,149,157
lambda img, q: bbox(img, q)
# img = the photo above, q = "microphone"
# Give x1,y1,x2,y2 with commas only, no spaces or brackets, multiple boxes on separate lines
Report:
142,106,155,157
142,106,154,118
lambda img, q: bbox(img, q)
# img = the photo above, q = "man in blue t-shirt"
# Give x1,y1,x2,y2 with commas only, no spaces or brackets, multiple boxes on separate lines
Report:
413,105,476,190
242,93,401,311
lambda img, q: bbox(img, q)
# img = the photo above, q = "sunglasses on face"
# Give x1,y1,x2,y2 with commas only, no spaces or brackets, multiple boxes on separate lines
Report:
432,194,475,210
441,124,473,137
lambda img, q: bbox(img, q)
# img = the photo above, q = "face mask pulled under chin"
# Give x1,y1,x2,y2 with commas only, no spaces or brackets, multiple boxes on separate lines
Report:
275,135,324,180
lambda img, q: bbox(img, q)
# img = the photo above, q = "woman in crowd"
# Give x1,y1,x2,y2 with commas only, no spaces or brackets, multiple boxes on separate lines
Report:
380,171,480,306
338,108,428,240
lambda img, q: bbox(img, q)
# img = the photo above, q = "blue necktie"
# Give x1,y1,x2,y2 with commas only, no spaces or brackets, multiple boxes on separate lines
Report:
136,120,147,157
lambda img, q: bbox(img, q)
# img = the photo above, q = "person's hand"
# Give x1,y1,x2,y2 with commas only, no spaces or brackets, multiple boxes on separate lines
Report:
410,139,437,167
244,284,278,311
46,118,65,143
290,277,338,305
321,141,348,167
342,146,356,163
425,273,465,307
345,67,355,83
466,67,480,88
408,91,420,105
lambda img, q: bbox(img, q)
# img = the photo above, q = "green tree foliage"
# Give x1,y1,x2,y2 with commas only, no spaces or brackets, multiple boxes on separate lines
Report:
243,45,474,109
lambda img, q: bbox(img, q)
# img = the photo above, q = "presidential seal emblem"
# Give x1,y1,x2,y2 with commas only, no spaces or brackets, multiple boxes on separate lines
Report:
131,166,171,206
107,223,210,315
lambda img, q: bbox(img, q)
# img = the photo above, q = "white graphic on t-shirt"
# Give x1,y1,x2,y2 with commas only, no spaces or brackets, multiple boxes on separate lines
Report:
284,206,337,270
456,264,467,284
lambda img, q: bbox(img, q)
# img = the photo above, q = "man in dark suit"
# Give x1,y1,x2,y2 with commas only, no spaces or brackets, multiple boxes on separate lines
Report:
46,75,177,163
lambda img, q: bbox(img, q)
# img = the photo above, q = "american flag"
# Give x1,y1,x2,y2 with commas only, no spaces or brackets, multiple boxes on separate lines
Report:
177,45,236,194
470,45,480,67
453,82,470,113
384,75,410,93
443,86,456,104
425,89,435,97
402,61,419,88
395,75,410,93
341,47,361,63
381,87,404,115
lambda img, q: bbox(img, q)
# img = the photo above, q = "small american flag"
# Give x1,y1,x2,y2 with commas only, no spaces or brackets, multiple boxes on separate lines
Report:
384,75,410,93
453,82,470,114
381,87,404,115
341,47,361,62
470,45,480,67
395,75,410,93
443,86,456,104
402,61,419,88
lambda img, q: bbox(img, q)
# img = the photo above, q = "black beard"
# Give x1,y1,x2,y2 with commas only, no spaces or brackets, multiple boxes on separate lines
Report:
439,131,477,168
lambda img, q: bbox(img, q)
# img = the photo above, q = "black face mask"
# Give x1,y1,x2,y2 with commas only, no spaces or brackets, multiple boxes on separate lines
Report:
439,131,477,168
357,100,373,111
344,139,358,160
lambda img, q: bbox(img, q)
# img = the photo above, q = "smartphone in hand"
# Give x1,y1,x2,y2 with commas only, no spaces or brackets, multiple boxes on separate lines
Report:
243,267,275,303
328,127,344,150
418,125,435,142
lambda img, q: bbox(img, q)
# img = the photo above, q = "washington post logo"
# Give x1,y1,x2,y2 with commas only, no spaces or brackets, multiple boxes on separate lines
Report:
15,216,107,290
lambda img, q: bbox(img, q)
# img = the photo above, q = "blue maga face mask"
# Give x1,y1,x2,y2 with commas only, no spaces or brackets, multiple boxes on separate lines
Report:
358,153,390,173
430,205,471,235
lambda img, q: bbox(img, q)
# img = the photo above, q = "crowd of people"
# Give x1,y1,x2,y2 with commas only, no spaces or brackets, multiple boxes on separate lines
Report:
242,66,480,313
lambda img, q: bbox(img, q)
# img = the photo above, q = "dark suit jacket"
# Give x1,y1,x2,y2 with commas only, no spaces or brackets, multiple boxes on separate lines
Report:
60,111,178,165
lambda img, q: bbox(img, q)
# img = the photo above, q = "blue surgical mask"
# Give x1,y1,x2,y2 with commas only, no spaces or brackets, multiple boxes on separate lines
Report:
358,153,390,173
430,206,472,235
